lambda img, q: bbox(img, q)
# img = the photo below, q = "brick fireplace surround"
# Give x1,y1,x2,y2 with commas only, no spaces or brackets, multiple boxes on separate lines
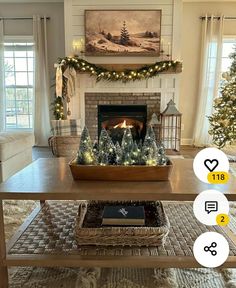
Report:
85,93,161,141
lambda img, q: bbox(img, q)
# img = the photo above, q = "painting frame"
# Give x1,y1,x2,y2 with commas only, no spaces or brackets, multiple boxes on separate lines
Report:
84,9,162,56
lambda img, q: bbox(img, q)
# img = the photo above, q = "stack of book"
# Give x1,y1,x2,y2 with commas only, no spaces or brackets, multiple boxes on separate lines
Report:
102,205,145,226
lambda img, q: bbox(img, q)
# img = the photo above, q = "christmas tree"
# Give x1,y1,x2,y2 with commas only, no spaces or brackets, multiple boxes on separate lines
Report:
209,46,236,148
121,128,133,165
131,141,142,165
77,126,96,165
145,141,158,166
115,141,123,165
120,21,130,46
157,143,168,166
142,126,157,163
98,128,116,165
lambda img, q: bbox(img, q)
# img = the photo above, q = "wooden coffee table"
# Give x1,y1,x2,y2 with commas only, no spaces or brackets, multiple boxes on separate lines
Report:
0,158,236,288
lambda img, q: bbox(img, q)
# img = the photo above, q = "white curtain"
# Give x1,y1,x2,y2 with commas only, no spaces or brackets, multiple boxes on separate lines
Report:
193,15,224,147
33,15,50,146
0,19,4,132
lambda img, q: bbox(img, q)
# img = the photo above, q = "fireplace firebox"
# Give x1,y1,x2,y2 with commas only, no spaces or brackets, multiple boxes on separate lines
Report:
98,105,147,144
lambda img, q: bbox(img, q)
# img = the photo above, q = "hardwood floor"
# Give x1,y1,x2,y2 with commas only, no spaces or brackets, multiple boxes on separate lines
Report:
33,145,201,161
180,145,202,159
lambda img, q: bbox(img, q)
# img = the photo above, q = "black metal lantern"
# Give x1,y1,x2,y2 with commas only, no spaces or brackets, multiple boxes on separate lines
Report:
161,100,182,152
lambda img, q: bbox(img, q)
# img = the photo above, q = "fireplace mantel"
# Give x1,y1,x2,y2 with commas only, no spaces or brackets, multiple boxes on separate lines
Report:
70,72,180,130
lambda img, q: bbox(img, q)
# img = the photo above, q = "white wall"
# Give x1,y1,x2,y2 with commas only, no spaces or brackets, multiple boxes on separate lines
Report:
0,2,65,101
181,2,236,143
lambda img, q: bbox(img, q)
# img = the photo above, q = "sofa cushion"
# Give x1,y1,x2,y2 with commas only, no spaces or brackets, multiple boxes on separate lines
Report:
0,132,35,162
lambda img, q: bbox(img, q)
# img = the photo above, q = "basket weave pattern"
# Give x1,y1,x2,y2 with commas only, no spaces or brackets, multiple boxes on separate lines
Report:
75,201,170,246
48,135,80,157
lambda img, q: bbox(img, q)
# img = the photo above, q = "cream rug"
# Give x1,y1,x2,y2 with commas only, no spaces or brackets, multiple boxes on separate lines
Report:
3,200,236,288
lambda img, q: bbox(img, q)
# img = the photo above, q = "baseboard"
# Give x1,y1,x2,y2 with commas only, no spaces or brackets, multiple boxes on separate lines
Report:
181,138,193,145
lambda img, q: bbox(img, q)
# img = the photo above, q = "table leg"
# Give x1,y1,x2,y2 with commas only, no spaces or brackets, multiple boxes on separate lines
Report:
40,200,45,206
0,200,8,288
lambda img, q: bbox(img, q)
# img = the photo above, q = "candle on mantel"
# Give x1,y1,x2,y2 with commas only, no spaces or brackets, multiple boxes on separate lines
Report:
167,42,171,56
161,39,164,51
72,38,84,56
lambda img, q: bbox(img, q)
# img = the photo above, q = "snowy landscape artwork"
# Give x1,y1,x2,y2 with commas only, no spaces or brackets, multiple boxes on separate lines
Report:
85,10,161,56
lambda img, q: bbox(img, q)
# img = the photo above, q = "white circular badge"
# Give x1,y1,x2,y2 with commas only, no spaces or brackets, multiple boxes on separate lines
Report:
193,190,229,226
193,147,229,183
193,232,229,268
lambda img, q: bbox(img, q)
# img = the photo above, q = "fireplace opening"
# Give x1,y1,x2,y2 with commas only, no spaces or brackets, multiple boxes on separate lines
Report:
98,105,147,144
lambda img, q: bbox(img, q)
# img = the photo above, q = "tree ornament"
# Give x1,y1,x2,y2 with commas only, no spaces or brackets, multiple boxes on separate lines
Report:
77,126,96,165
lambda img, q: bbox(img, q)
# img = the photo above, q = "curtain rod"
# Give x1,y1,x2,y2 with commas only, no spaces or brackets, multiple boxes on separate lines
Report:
0,17,50,20
200,16,236,20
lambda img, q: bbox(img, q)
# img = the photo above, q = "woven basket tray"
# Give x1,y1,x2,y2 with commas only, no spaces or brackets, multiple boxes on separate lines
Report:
75,201,170,247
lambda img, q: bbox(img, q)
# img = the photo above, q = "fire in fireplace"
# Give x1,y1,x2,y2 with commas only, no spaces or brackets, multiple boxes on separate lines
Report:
98,105,147,144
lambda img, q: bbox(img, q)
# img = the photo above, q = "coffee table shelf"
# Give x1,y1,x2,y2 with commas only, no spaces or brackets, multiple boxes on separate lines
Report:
4,201,236,269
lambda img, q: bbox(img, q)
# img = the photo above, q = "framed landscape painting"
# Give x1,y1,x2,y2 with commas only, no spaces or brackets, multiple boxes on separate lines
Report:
85,10,161,56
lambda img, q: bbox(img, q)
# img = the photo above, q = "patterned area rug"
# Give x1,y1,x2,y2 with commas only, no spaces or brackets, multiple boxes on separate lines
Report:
3,200,236,287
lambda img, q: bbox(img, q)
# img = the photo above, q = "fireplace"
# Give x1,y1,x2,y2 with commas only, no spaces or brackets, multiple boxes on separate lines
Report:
98,105,147,144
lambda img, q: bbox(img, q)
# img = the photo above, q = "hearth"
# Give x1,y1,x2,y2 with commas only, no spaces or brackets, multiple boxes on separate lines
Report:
98,105,147,144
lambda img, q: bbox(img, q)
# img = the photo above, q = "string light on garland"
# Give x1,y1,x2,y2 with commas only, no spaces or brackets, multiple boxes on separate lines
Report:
52,96,65,120
57,56,182,84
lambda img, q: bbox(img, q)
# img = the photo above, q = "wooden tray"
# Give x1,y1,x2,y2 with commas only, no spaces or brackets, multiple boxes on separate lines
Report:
69,159,173,181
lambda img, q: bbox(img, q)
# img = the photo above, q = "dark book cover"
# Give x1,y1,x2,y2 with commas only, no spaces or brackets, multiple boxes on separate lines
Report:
102,205,145,226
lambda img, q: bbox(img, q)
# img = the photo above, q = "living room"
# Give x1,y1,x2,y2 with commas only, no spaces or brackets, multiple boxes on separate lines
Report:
0,0,236,287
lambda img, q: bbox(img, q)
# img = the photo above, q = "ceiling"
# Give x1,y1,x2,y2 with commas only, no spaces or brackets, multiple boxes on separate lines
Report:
0,0,63,2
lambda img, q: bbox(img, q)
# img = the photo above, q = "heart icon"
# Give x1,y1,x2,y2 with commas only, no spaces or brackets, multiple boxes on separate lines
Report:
204,159,219,172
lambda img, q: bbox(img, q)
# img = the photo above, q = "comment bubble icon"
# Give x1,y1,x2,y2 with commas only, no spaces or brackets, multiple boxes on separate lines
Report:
205,201,218,214
193,190,229,225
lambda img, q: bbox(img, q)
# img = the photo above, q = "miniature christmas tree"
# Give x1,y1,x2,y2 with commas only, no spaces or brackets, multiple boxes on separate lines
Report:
92,141,99,162
208,46,236,148
131,141,142,165
98,128,116,165
145,141,158,166
120,21,130,46
121,128,133,165
157,142,168,166
142,126,157,164
115,141,123,165
77,126,96,165
107,140,117,165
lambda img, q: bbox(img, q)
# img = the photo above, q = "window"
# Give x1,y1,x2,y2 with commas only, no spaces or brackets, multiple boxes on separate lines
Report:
3,39,34,130
221,37,236,73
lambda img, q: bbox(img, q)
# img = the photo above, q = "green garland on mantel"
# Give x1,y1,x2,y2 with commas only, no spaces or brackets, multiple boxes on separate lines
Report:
58,56,182,83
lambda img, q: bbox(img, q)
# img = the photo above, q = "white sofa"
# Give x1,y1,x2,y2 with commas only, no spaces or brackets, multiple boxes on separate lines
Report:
0,132,35,182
